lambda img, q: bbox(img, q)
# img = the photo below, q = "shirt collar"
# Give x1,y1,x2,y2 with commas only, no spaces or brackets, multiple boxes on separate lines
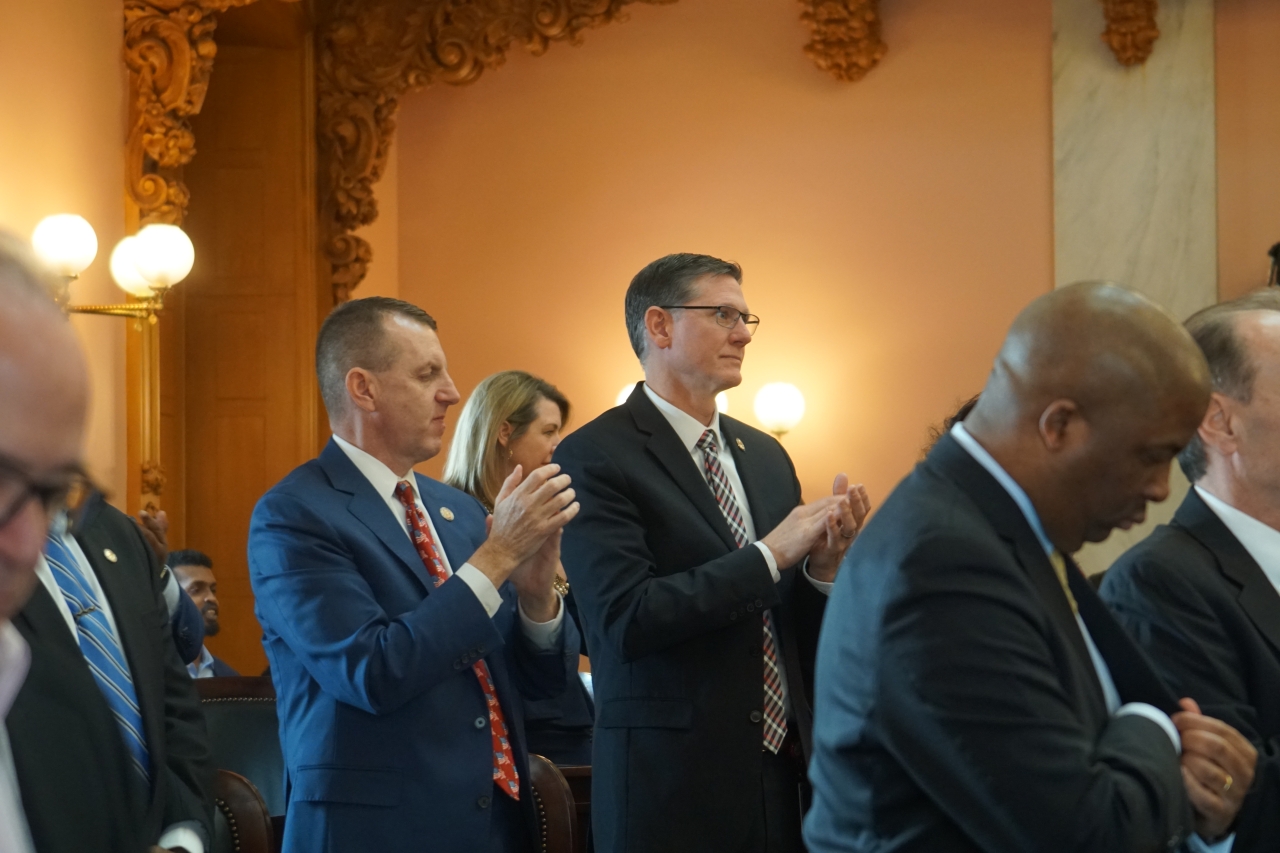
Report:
642,383,722,454
332,434,421,503
0,621,30,720
1195,486,1280,594
950,423,1054,556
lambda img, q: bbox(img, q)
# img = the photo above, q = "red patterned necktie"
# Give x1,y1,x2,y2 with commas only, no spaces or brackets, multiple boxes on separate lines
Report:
394,481,520,800
695,430,788,753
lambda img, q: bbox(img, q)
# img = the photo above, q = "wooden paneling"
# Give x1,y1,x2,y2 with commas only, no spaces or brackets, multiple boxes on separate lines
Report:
176,30,320,675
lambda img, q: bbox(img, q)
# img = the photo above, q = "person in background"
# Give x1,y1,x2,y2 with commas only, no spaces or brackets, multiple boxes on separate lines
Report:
804,282,1256,853
169,549,239,678
0,233,93,853
444,370,594,766
557,253,869,853
136,510,205,666
1102,289,1280,851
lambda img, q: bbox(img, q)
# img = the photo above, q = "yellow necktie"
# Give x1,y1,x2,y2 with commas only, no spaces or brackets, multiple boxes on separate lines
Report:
1049,550,1078,614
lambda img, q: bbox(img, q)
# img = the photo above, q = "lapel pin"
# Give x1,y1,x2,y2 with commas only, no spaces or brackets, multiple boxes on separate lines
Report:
103,548,118,563
735,438,745,451
440,507,455,522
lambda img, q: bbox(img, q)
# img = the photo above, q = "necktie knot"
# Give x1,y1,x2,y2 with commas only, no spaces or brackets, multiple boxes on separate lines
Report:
393,480,415,508
696,429,719,455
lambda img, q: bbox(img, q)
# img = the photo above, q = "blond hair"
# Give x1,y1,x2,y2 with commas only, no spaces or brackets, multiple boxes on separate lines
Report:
443,371,570,509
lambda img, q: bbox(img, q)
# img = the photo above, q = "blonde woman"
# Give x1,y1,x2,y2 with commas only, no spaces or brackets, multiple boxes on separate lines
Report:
444,370,594,765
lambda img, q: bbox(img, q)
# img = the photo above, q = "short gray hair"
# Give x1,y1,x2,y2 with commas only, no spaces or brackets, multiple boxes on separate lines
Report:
315,296,437,417
1178,289,1280,481
624,253,742,360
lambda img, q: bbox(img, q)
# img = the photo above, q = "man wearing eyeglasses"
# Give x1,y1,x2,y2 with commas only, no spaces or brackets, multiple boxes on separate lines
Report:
556,253,870,853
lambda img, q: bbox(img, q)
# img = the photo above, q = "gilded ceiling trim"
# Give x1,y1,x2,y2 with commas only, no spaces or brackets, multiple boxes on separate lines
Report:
798,0,885,83
1100,0,1159,67
124,0,258,226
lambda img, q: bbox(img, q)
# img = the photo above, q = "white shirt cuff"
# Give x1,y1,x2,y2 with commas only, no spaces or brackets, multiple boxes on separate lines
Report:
157,823,204,853
1115,702,1181,754
754,541,781,582
803,561,834,596
455,563,504,618
161,569,181,617
1187,832,1235,853
518,594,565,651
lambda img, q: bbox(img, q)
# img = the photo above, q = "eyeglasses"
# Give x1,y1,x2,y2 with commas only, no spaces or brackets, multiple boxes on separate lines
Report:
0,455,92,529
659,305,760,336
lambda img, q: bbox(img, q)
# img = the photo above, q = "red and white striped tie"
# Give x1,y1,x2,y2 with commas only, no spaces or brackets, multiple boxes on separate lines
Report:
696,429,788,753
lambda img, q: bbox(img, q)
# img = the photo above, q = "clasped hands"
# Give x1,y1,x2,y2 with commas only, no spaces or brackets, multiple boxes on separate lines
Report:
761,473,871,583
469,463,579,623
1174,698,1257,842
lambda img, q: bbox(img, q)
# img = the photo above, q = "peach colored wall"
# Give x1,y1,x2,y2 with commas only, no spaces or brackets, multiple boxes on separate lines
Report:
0,0,128,499
394,0,1053,506
1217,0,1280,300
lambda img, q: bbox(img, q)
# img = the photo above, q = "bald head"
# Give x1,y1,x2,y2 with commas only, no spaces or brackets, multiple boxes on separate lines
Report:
965,282,1211,553
0,232,90,620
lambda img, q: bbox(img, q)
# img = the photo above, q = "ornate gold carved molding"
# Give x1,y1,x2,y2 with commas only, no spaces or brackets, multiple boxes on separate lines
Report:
316,0,675,303
1100,0,1159,67
124,0,258,226
798,0,885,83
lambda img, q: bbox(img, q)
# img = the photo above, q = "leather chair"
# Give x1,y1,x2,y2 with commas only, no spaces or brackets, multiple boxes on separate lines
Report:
558,765,591,853
212,770,274,853
529,753,580,853
195,677,285,839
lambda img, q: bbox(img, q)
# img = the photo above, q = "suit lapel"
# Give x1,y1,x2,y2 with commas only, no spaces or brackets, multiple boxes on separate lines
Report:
721,419,780,538
319,440,436,593
416,475,476,570
1177,489,1280,657
14,583,83,655
627,387,739,552
928,436,1107,715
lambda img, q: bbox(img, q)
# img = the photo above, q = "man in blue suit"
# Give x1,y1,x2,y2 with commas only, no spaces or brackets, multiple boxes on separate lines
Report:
249,297,581,853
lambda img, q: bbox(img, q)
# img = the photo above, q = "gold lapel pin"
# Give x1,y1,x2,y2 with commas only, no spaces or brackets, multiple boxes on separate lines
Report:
440,507,455,522
735,438,745,451
103,548,118,563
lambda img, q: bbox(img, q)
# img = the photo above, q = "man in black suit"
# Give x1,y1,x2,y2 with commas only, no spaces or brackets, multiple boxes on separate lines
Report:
11,491,214,853
1102,289,1280,851
804,282,1258,853
557,253,869,853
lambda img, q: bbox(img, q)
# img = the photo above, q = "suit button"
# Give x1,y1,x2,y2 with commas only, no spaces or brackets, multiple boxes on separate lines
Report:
477,795,491,809
475,716,487,729
454,661,464,670
755,599,764,608
746,603,755,613
730,611,739,620
749,710,763,723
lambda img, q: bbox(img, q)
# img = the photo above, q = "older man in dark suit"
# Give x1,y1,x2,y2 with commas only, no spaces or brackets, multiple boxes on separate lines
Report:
1103,289,1280,852
805,282,1258,853
557,253,869,853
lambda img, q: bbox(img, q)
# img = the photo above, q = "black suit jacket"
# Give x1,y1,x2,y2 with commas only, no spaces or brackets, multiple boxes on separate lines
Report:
1102,487,1280,850
8,497,214,851
556,384,826,853
803,434,1191,853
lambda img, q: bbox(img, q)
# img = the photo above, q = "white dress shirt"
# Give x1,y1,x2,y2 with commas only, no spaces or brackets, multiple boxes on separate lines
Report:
35,515,205,853
331,435,563,648
1197,486,1280,592
641,383,833,594
0,621,34,853
187,645,216,680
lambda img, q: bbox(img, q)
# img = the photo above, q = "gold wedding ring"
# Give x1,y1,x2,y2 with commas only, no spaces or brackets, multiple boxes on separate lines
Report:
1222,774,1233,795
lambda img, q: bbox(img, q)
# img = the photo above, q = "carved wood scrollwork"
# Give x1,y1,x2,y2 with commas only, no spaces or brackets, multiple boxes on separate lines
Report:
798,0,885,83
316,0,675,303
1100,0,1159,67
124,0,257,226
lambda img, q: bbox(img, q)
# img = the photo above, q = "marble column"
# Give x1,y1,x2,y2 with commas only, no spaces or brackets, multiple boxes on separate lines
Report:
1052,0,1217,573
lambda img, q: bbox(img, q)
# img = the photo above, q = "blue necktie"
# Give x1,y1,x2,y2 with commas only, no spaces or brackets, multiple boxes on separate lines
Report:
45,530,151,785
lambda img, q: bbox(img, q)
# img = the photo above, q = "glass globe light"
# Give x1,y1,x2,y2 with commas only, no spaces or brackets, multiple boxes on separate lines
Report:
133,223,194,289
110,237,155,298
754,383,806,437
617,384,637,407
715,392,729,414
31,214,98,278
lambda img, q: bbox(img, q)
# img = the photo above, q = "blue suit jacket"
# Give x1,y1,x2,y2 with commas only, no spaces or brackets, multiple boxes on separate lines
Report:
249,439,578,853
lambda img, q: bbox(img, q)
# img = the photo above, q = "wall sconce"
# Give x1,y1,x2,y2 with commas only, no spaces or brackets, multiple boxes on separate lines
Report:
31,214,195,513
754,383,805,439
617,383,729,414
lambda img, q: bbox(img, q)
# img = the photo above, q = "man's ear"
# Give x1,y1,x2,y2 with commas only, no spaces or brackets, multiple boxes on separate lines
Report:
644,306,674,353
1197,392,1238,456
1038,398,1082,452
497,420,513,448
345,367,378,414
